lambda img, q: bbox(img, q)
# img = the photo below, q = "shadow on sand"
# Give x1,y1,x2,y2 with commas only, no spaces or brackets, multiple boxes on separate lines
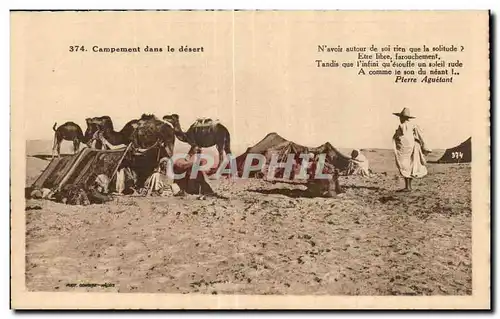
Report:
249,183,386,199
248,188,316,198
29,154,71,161
343,185,383,191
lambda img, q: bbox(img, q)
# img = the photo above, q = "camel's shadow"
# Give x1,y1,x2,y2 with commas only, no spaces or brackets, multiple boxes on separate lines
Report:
248,188,315,198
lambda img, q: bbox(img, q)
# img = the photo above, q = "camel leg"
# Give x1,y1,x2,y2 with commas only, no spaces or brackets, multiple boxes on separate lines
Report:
223,135,232,159
52,134,62,158
51,140,57,159
216,144,224,171
73,139,80,154
217,143,234,181
223,135,235,180
219,148,224,171
56,140,62,158
52,133,57,158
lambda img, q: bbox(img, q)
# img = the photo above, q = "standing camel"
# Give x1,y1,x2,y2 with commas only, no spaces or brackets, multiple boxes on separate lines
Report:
162,114,232,168
130,115,175,157
85,114,176,188
129,115,176,187
85,114,156,149
52,122,86,158
84,116,113,149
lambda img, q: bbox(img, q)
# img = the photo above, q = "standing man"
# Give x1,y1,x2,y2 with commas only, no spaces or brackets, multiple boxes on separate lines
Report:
392,107,431,192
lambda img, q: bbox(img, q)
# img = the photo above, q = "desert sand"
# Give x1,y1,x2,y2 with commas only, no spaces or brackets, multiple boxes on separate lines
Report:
24,140,471,295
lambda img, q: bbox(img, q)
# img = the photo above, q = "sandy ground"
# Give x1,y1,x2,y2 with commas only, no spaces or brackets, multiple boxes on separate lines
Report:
24,140,471,295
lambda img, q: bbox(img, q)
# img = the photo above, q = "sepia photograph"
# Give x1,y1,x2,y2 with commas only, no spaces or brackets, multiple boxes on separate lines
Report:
10,10,490,309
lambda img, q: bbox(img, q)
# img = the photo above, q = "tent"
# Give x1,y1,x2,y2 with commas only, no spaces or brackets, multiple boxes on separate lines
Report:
234,132,351,177
31,146,131,192
436,137,472,164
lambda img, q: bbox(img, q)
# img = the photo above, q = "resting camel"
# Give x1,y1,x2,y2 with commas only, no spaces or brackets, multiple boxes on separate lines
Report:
52,122,86,158
163,114,232,168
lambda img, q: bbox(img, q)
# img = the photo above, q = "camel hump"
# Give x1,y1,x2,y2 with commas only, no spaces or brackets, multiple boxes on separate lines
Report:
193,117,220,128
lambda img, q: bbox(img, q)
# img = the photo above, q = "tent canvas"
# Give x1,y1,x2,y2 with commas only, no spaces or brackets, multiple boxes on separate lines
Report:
234,132,351,177
436,137,472,163
31,147,130,192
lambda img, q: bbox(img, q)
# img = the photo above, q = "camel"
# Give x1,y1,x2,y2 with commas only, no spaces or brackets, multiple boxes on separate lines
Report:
84,116,113,149
162,114,232,168
129,115,176,187
85,114,156,149
52,122,86,158
130,115,175,157
84,114,176,188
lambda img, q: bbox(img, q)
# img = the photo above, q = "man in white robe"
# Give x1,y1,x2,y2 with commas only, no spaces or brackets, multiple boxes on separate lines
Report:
392,107,431,191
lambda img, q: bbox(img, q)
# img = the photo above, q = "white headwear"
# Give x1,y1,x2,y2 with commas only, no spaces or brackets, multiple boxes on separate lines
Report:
95,174,110,193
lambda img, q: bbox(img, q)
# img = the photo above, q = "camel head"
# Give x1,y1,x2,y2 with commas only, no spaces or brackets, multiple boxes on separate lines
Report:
84,118,97,142
162,114,181,130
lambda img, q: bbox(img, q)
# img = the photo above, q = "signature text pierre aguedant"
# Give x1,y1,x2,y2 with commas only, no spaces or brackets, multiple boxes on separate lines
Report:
69,45,204,53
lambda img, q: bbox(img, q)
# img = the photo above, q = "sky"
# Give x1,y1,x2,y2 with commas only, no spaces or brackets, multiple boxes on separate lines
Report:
13,11,487,155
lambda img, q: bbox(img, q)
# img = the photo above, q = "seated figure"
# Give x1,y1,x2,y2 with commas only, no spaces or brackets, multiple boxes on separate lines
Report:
347,149,371,177
173,145,216,198
306,154,343,197
143,157,181,196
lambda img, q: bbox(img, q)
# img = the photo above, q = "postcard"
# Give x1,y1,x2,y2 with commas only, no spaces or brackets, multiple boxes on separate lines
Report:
11,10,490,309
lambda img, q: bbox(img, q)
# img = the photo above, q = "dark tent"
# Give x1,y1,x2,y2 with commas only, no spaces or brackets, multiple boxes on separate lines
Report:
31,147,131,192
234,132,351,177
436,137,472,163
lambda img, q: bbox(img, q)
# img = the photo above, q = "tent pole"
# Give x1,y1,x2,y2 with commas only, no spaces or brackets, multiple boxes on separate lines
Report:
110,143,133,182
